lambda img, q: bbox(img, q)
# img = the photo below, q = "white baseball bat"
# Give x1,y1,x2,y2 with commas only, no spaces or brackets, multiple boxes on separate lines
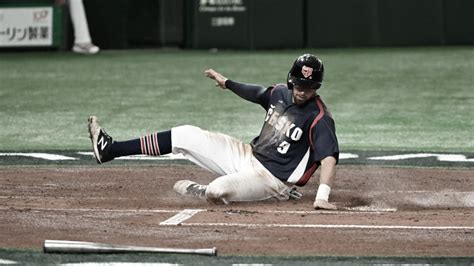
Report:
43,240,217,256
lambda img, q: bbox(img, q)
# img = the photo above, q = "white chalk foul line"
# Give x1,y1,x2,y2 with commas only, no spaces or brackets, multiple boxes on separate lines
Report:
1,151,473,162
0,153,77,161
160,209,206,225
0,258,18,264
0,207,182,214
77,152,186,160
368,153,474,162
182,222,474,231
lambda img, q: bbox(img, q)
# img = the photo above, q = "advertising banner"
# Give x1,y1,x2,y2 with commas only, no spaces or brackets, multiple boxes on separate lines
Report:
0,7,53,47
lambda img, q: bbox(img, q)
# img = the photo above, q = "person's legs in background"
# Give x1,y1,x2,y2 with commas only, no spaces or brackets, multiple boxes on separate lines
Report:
69,0,100,54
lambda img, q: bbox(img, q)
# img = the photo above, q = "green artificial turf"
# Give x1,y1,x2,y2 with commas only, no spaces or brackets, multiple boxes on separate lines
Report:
0,47,473,152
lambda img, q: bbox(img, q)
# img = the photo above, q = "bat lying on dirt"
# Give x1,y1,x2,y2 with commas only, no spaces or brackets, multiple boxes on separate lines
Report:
43,240,217,256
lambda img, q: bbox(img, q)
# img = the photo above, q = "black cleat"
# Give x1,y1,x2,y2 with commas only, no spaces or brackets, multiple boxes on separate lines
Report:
88,116,114,164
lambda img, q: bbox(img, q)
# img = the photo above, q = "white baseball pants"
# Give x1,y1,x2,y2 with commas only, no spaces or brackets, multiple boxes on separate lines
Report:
68,0,92,44
171,125,291,202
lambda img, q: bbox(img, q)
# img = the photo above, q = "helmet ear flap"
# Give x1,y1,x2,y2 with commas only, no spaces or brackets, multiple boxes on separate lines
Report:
311,83,321,90
287,70,295,90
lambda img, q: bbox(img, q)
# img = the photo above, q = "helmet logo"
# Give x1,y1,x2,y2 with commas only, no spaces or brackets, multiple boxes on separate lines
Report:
301,65,313,79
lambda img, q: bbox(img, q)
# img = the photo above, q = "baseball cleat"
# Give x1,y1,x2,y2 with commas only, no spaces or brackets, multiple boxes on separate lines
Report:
73,43,100,55
313,199,337,210
173,180,207,199
88,116,114,164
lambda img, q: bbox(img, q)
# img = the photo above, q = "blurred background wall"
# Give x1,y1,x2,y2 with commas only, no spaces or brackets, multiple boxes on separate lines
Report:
1,0,473,50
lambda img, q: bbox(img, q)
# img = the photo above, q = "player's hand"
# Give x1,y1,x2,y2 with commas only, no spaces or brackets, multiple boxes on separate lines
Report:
55,0,66,5
313,199,337,210
205,69,228,89
287,187,302,200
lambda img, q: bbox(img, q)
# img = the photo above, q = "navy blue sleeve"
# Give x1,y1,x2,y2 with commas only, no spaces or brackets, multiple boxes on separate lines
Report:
312,116,339,165
225,80,266,103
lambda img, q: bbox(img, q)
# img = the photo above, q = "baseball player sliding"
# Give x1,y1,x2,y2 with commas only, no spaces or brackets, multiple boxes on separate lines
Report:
88,54,339,210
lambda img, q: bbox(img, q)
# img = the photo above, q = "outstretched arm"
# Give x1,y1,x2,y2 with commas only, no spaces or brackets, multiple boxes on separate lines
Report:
205,69,266,104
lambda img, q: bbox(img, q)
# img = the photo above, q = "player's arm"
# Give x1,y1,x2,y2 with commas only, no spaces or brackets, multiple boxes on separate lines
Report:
314,156,337,210
205,69,266,104
311,117,339,210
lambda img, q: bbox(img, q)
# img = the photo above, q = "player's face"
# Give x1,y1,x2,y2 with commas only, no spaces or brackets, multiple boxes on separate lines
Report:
292,85,316,106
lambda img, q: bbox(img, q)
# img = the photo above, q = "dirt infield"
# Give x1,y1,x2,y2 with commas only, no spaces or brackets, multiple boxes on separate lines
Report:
1,165,473,256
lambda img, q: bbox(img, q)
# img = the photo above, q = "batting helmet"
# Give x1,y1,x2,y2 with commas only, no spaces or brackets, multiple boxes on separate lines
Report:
287,54,324,90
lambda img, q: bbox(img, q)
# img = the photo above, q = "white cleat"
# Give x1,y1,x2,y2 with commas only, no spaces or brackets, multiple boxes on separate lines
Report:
73,43,100,55
174,180,207,199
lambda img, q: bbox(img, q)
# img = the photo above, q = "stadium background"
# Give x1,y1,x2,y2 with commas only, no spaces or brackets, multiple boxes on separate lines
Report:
72,0,474,49
3,0,474,50
0,0,473,265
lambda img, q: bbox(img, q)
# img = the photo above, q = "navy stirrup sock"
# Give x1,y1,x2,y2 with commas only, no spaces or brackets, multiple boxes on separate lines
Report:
109,130,172,158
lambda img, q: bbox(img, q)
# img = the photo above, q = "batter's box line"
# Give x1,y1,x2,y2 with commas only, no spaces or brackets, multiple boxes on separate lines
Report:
160,209,206,225
267,207,397,214
158,207,398,227
181,222,474,231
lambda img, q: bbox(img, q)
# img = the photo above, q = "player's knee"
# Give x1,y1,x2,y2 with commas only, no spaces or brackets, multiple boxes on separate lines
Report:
171,125,205,153
173,125,202,136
